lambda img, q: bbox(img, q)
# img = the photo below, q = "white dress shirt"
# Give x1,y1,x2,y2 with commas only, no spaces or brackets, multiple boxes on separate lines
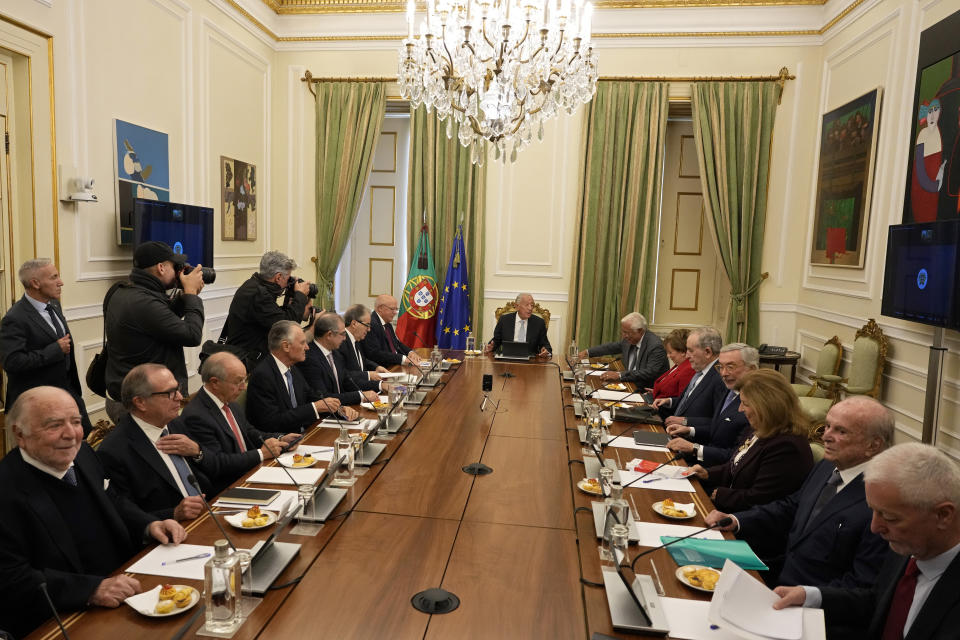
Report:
272,355,319,419
202,386,263,462
131,415,191,498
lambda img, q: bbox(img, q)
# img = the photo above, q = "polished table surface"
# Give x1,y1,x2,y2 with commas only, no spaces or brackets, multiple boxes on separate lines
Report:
28,354,732,640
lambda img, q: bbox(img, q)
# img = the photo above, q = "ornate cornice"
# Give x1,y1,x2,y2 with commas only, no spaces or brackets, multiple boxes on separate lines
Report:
260,0,826,13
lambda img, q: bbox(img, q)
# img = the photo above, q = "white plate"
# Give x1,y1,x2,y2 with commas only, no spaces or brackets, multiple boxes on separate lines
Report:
277,453,318,468
604,383,627,391
577,478,602,495
142,586,200,617
464,350,482,356
224,510,278,530
652,501,696,520
675,565,720,593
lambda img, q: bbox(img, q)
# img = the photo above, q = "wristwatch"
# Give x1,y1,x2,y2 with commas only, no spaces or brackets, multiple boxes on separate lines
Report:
191,449,204,463
692,443,701,458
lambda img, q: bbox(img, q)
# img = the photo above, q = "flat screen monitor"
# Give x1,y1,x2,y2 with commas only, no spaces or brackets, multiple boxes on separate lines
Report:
133,198,214,267
881,220,960,329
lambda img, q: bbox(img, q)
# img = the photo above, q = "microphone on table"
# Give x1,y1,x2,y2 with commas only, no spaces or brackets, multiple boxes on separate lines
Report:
39,583,71,640
628,517,733,572
186,474,237,552
620,454,686,489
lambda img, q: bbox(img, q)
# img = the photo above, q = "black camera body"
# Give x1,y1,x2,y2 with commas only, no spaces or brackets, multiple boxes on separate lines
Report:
283,277,319,303
177,263,216,284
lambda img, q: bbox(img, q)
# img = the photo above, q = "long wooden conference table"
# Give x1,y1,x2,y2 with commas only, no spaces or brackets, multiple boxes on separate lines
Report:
28,352,729,640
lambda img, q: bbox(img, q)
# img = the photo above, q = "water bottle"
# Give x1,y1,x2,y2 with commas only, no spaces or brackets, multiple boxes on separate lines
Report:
333,425,356,486
569,339,578,360
604,483,631,530
203,540,241,633
465,332,476,354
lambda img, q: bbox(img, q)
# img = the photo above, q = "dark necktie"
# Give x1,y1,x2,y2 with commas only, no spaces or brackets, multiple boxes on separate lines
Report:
675,370,703,414
160,428,201,496
326,353,340,393
627,345,638,371
46,303,65,338
385,322,398,353
284,370,298,407
805,468,843,531
63,466,78,486
355,341,364,369
881,558,920,640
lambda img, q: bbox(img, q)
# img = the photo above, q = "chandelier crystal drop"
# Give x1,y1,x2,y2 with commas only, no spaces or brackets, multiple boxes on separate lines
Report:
398,0,598,165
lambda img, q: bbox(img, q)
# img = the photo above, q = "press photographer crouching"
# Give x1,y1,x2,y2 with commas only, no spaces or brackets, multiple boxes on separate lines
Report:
220,250,318,367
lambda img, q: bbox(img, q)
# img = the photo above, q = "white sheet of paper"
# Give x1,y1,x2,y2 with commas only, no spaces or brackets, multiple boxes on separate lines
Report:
633,522,724,547
587,369,607,377
126,543,214,580
592,389,638,401
606,435,670,452
377,372,406,379
213,489,299,510
618,469,695,492
626,458,692,479
660,598,743,640
293,445,334,461
709,559,805,640
246,467,324,486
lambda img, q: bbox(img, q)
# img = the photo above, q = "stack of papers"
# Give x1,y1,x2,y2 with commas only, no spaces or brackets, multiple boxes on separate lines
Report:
606,435,669,453
246,467,324,486
659,596,825,640
633,522,724,547
626,458,693,479
592,389,640,402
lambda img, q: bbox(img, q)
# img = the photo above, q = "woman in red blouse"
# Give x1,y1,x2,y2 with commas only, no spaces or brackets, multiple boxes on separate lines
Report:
648,328,696,400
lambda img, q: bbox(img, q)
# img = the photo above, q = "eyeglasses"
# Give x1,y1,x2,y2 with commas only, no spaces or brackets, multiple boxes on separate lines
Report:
150,387,181,400
714,363,743,374
358,321,371,328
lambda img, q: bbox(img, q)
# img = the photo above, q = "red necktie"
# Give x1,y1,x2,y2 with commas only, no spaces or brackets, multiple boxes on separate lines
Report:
385,322,397,353
222,403,247,452
881,558,920,640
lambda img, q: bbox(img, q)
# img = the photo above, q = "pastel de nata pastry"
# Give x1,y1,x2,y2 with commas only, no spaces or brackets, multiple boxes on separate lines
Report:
155,600,175,614
173,588,193,608
246,506,261,519
158,584,176,600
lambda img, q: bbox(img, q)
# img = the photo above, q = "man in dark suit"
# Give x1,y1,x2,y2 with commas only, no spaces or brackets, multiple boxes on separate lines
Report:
652,326,726,421
0,386,185,638
577,312,669,388
773,442,960,640
365,294,423,367
484,293,552,357
707,396,892,589
0,258,93,435
338,304,391,389
299,312,383,404
246,320,359,433
180,352,300,495
97,364,211,521
666,342,756,466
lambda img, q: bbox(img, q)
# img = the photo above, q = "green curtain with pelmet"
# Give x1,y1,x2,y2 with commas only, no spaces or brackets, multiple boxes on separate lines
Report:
568,81,669,348
313,82,386,310
407,105,487,338
691,81,780,345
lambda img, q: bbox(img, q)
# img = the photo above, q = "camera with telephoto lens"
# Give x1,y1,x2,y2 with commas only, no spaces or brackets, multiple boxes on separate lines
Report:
176,262,216,284
283,277,319,301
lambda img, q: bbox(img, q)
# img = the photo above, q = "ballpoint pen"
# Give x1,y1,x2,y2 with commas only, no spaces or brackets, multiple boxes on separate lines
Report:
642,476,662,484
162,552,211,566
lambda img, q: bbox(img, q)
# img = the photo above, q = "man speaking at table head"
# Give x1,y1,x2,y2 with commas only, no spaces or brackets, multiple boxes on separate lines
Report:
0,386,185,639
180,351,300,495
577,312,668,388
772,441,960,640
97,364,211,521
706,396,892,590
484,293,551,358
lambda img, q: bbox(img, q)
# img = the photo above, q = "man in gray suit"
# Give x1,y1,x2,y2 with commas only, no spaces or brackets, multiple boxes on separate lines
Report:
577,312,669,389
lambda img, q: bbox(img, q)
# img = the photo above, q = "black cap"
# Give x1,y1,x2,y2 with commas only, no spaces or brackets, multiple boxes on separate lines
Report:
133,241,187,268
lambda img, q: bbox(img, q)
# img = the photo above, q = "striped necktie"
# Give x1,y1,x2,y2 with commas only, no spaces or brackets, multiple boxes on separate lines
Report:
160,428,200,496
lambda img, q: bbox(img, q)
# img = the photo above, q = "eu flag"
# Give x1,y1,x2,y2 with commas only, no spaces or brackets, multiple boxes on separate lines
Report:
436,226,472,349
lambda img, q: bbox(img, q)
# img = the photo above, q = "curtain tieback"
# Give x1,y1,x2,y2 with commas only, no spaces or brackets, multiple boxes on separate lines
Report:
729,272,769,322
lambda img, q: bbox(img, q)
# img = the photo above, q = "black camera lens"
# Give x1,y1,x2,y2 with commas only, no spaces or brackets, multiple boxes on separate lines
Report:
182,263,217,284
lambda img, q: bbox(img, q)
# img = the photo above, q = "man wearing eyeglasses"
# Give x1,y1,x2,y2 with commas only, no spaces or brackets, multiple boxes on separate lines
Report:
299,312,382,405
97,364,212,521
366,294,424,367
665,343,756,465
651,326,727,422
337,304,391,387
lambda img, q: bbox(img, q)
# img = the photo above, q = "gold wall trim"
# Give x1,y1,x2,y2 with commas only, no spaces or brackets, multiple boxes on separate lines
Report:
222,0,281,40
48,37,59,268
0,13,53,39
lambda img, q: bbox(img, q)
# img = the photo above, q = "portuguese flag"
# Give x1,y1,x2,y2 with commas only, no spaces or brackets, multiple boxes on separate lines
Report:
396,225,438,348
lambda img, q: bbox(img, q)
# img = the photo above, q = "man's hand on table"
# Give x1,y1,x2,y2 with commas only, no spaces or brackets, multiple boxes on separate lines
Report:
687,464,708,480
667,437,695,454
772,586,807,610
148,518,187,544
665,423,692,437
651,397,670,410
89,575,142,608
340,406,359,421
704,510,738,531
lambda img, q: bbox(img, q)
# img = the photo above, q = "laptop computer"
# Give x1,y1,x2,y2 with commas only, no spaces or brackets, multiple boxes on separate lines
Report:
494,340,532,361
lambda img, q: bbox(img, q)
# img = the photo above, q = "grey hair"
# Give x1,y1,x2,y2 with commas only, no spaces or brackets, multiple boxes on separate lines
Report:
621,312,648,331
720,342,759,368
259,250,298,279
7,386,78,437
200,351,243,383
121,363,168,409
268,320,302,351
515,293,533,304
18,258,53,288
690,326,723,355
343,304,369,326
313,312,343,337
835,396,895,450
864,442,960,509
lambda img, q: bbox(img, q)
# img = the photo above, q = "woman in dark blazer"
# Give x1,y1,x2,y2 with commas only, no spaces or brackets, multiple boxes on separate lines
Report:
648,328,696,400
690,368,814,512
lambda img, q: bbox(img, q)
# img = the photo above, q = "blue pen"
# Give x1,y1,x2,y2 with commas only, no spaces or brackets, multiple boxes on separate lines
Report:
162,552,211,566
642,477,662,484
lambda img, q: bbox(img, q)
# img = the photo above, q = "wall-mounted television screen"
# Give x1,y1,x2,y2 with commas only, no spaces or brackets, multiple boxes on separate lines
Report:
881,220,960,329
133,198,214,267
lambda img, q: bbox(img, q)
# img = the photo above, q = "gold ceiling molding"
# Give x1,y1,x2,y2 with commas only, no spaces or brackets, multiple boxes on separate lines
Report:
260,0,826,13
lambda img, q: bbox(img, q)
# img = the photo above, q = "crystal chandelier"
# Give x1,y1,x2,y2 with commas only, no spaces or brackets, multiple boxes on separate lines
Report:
398,0,598,165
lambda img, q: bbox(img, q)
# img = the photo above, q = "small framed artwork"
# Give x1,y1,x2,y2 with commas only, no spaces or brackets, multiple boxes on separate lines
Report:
221,156,257,241
809,88,883,267
114,119,170,245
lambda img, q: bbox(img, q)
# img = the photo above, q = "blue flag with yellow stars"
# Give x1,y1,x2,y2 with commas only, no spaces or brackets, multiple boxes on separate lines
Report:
436,225,471,349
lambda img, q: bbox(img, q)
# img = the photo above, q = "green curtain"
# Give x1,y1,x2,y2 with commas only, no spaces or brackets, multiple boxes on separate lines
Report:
407,105,487,338
568,81,670,348
691,81,780,345
313,81,387,310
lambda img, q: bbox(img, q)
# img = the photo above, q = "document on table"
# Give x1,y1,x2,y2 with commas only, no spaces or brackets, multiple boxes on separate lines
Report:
633,522,724,547
606,435,670,453
127,543,214,580
662,596,824,640
213,489,298,510
708,559,824,640
592,389,640,401
618,469,695,492
246,467,324,485
377,372,407,379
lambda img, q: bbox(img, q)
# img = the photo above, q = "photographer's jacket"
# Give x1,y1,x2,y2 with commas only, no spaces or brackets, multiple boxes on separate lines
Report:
104,268,205,399
222,273,308,364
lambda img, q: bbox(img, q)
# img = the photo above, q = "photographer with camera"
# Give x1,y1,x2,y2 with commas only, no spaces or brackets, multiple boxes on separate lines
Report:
103,241,206,422
222,250,317,367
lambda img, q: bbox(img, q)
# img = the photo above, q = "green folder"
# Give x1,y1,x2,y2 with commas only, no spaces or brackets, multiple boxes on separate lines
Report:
660,536,768,571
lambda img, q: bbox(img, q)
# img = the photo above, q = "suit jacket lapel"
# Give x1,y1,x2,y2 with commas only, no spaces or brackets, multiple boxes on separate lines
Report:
74,447,129,543
907,553,960,639
14,454,84,572
270,360,294,409
199,391,242,453
21,297,60,342
788,463,845,546
730,435,764,481
126,420,182,493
